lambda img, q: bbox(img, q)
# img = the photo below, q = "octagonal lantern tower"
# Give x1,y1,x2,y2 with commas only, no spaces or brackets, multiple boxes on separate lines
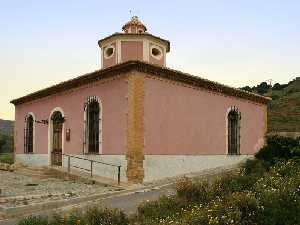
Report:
98,16,170,69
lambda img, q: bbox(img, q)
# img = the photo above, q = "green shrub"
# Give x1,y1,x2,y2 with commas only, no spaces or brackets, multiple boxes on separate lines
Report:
290,146,300,158
210,173,256,196
242,159,270,176
0,153,14,164
176,177,212,202
255,135,300,162
18,207,129,225
254,160,300,225
137,195,187,223
84,208,129,225
18,216,49,225
173,192,262,225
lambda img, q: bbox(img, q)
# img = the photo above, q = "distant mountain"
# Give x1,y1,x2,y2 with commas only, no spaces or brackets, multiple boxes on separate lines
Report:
241,77,300,133
0,119,14,135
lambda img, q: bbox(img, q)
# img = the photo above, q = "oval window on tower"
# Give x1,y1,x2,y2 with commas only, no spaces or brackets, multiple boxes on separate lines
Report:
151,46,163,60
104,45,115,59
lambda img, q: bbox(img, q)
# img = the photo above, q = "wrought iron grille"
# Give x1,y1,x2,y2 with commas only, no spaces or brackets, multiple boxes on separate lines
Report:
228,106,241,155
51,111,65,124
24,115,34,153
84,96,101,154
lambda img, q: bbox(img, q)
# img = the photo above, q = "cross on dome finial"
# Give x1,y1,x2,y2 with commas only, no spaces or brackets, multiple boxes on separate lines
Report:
122,16,147,34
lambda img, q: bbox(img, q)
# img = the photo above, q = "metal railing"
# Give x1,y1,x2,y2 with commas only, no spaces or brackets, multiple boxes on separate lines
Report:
51,152,122,185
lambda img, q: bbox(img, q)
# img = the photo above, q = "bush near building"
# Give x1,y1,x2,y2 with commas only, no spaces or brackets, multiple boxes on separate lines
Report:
0,131,13,153
0,153,14,164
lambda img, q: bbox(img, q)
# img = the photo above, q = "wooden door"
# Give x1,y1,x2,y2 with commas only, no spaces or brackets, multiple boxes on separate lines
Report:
52,119,63,166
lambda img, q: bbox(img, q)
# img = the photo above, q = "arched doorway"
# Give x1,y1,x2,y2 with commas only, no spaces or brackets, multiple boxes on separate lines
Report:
227,107,241,155
51,111,64,166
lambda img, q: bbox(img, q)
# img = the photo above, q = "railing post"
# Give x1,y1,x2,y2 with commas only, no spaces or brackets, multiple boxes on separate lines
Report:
117,166,121,185
90,161,93,177
68,156,70,173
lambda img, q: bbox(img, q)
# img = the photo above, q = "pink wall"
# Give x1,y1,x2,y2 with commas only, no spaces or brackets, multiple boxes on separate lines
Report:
144,76,266,155
103,42,116,68
149,44,164,66
121,41,143,62
15,77,128,155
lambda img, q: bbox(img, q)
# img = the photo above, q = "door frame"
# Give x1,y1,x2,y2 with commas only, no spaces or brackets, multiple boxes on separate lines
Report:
48,107,65,166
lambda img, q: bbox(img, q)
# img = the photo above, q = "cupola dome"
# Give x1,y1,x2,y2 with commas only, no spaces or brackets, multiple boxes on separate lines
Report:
98,17,170,69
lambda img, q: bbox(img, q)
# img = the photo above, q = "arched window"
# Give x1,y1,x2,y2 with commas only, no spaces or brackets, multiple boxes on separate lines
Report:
84,97,101,154
227,107,241,155
24,114,34,153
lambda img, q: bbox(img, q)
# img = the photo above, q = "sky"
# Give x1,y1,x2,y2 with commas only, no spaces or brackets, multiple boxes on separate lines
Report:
0,0,299,120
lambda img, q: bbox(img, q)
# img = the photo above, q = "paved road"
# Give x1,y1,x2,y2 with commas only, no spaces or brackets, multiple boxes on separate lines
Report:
101,183,176,215
0,182,176,225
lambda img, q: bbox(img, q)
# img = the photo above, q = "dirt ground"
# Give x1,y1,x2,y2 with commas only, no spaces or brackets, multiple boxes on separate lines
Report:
0,170,118,208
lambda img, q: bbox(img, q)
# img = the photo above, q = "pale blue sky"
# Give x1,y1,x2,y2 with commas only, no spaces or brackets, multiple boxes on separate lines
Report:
1,0,299,120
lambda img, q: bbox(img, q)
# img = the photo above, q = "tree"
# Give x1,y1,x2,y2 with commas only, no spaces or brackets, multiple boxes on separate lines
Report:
273,83,281,90
241,86,253,92
256,82,271,95
0,132,7,153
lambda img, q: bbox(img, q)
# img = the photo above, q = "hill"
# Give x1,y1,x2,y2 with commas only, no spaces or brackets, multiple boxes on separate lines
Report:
0,119,14,153
241,77,300,133
0,119,14,135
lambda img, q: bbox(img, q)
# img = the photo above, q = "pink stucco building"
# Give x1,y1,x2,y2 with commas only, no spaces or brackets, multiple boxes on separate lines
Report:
11,17,270,183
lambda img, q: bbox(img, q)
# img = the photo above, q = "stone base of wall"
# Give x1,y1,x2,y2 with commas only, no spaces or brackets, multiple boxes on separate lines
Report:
15,154,127,182
16,154,252,183
16,154,49,167
144,155,253,182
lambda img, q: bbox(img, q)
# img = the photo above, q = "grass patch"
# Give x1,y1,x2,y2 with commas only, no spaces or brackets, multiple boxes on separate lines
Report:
0,153,14,164
19,208,129,225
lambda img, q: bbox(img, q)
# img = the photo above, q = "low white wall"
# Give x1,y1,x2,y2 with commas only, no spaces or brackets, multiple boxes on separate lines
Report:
15,154,127,182
16,154,49,167
62,155,127,182
16,154,252,183
144,155,252,182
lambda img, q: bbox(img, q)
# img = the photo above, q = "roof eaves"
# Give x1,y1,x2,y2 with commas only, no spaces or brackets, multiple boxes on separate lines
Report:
11,60,271,106
98,33,170,52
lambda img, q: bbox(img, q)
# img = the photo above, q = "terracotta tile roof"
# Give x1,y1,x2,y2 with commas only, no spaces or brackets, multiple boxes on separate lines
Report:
10,60,271,105
98,33,170,52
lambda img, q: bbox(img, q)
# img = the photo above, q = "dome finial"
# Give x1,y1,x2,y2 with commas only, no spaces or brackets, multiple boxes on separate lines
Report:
122,16,147,34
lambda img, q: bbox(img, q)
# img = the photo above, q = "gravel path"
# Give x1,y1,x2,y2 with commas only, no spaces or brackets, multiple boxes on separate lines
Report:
0,171,117,208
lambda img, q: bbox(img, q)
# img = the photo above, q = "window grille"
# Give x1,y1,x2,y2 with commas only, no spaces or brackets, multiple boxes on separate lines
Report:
84,96,101,154
227,106,241,155
24,115,34,153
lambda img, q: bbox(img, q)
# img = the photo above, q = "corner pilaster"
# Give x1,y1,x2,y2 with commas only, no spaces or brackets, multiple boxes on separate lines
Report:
126,71,145,183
